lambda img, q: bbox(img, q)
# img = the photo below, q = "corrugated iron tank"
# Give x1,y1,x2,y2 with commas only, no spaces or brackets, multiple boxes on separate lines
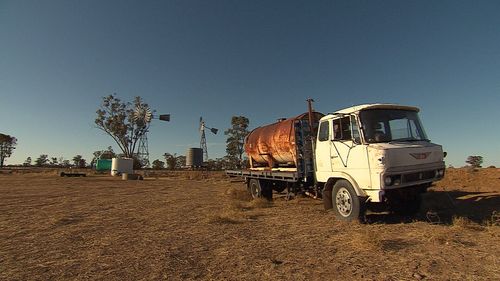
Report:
245,112,324,169
186,148,203,168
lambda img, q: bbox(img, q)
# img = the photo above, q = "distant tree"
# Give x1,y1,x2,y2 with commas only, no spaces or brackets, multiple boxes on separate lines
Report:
205,159,220,171
23,157,32,167
218,156,232,170
34,154,49,167
177,155,186,168
62,159,71,167
50,157,58,166
91,146,116,167
204,156,243,171
152,159,165,170
216,155,244,170
72,155,82,166
163,153,178,170
0,133,17,168
72,155,87,168
225,116,250,168
95,95,153,159
466,156,483,168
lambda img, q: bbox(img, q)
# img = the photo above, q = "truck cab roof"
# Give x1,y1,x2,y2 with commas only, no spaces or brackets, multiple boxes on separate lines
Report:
320,103,420,120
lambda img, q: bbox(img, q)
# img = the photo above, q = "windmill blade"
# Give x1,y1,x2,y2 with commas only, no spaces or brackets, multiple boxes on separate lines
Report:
132,107,141,122
210,128,218,135
199,117,204,131
144,108,152,123
133,105,153,125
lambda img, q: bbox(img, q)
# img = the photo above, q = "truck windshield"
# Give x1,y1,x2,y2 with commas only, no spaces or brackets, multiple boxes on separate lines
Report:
359,109,428,143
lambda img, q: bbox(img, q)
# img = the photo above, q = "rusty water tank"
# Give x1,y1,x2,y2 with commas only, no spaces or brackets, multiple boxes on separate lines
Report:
245,112,323,168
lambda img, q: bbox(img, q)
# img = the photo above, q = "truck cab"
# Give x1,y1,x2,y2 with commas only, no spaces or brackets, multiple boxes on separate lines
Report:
316,104,446,220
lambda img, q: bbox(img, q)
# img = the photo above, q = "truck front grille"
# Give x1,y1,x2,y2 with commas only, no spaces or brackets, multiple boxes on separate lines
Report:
402,170,435,183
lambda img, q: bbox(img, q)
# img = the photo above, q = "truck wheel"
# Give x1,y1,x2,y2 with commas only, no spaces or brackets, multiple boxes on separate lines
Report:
332,180,362,221
248,179,261,199
248,179,272,200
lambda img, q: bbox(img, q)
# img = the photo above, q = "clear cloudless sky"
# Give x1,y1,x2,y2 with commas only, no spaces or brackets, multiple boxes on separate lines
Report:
1,0,499,167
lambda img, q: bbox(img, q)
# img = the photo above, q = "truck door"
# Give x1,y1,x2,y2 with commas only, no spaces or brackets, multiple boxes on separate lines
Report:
330,116,371,187
315,119,332,181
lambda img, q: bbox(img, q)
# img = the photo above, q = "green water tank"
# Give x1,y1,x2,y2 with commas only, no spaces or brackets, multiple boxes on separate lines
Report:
96,159,112,171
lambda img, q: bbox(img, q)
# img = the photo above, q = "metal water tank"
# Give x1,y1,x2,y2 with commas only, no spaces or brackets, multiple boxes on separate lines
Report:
244,112,323,168
111,157,134,176
186,148,203,167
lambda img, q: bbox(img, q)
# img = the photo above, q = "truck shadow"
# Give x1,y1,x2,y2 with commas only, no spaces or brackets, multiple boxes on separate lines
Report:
365,190,500,225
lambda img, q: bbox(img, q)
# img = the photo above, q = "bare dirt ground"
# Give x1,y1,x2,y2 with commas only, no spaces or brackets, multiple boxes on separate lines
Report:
0,168,499,280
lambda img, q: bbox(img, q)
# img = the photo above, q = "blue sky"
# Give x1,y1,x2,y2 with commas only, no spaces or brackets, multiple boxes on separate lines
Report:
1,0,499,167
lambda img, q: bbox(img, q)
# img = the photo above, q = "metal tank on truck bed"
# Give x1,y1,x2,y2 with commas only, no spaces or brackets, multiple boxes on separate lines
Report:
245,112,324,173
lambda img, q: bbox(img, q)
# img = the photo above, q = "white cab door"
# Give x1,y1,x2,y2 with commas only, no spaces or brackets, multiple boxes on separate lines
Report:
330,116,372,188
315,119,332,182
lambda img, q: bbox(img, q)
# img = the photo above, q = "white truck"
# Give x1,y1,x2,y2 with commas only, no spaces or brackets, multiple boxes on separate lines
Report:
226,100,446,221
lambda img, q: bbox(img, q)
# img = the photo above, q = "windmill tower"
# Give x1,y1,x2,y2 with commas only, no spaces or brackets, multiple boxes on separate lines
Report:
133,105,153,168
199,117,218,162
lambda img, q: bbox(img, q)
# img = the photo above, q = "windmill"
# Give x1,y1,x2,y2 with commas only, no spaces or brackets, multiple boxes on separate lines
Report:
199,117,218,162
133,105,171,168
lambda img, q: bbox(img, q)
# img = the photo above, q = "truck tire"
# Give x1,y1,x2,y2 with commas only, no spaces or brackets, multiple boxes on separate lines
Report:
332,180,363,221
248,179,273,200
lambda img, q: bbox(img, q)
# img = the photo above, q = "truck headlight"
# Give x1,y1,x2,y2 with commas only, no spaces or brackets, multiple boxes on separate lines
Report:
384,176,393,186
393,177,401,185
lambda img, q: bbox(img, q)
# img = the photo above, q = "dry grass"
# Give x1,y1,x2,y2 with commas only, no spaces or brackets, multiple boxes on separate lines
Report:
207,214,241,225
225,187,252,201
484,212,500,237
248,198,273,209
0,169,499,280
451,216,483,230
340,222,384,252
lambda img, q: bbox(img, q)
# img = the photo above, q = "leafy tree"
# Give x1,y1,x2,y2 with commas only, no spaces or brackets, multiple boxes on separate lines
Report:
177,155,186,168
224,116,250,168
466,155,483,168
217,155,246,170
72,155,87,168
205,159,220,171
152,159,165,170
163,153,179,170
35,154,49,167
50,157,58,166
23,157,32,167
0,133,17,168
95,95,153,159
62,159,71,167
